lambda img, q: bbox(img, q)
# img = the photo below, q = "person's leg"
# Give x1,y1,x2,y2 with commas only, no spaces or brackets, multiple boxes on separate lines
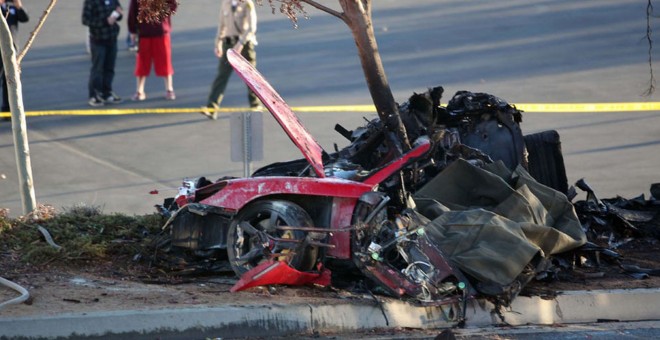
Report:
242,42,260,108
1,75,9,112
0,57,8,119
132,76,146,101
88,42,106,100
101,39,119,100
206,41,233,108
153,34,175,99
201,56,230,120
164,75,175,100
133,36,152,100
164,75,173,92
0,76,8,120
1,56,9,112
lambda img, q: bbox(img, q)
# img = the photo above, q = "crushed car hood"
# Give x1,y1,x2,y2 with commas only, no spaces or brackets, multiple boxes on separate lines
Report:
227,49,326,178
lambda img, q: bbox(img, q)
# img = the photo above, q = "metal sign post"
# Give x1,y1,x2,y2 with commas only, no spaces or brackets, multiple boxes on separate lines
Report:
231,111,263,177
242,111,251,177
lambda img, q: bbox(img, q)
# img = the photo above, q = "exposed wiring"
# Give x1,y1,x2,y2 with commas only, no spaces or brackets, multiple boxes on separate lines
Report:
0,276,30,309
0,225,62,308
37,225,62,250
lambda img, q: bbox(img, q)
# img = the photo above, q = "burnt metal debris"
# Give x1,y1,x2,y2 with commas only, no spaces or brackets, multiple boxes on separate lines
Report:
152,50,659,322
571,179,660,280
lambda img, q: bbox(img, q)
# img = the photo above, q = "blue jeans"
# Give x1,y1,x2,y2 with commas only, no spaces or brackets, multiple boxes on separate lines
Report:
88,39,118,98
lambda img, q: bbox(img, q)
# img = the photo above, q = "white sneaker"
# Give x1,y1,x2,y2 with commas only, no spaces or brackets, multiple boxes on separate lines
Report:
88,96,104,107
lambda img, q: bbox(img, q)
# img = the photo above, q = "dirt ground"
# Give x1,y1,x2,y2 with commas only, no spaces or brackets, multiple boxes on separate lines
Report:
1,236,659,319
525,237,660,292
0,263,366,318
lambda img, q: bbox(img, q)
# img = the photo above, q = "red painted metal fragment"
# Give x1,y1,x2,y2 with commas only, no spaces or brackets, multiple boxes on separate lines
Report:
230,260,331,292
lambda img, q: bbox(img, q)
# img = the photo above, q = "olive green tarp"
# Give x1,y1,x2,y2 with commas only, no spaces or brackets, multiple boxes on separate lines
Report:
414,159,586,287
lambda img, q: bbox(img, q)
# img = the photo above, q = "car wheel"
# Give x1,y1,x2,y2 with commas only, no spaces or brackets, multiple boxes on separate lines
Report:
227,200,318,277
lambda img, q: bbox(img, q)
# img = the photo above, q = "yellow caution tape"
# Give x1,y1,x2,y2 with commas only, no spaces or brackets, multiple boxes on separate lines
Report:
514,102,660,113
290,105,377,112
301,103,660,113
1,102,660,118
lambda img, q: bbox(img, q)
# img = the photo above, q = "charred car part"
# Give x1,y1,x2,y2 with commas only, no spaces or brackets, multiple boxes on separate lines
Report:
154,49,575,308
350,192,473,305
571,181,660,279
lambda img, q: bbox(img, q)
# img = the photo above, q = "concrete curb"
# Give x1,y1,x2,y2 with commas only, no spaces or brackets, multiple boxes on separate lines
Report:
1,288,659,339
487,288,660,325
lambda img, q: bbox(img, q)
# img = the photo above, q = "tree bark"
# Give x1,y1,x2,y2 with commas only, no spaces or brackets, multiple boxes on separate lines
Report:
338,0,411,152
0,15,37,215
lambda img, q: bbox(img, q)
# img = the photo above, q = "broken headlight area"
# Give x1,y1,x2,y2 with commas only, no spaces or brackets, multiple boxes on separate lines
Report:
149,202,235,275
351,192,474,305
155,177,199,216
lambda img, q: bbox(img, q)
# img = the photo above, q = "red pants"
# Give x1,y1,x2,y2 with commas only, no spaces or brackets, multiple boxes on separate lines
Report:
134,34,173,77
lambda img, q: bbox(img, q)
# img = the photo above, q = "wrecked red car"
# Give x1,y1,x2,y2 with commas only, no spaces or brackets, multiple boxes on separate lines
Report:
156,50,575,310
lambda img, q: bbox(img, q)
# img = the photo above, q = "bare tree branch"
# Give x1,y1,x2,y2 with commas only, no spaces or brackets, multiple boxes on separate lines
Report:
644,0,655,96
17,0,58,64
301,0,344,20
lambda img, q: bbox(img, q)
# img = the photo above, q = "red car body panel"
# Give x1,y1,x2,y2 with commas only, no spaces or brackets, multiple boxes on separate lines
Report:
230,260,332,292
199,176,374,212
325,197,358,258
362,140,431,185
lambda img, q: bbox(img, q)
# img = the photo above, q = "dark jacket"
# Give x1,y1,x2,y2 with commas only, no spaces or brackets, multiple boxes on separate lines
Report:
0,1,29,29
127,0,177,38
82,0,123,43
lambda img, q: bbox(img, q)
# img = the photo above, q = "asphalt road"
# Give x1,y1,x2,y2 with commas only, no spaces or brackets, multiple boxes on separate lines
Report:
1,0,659,217
266,321,660,340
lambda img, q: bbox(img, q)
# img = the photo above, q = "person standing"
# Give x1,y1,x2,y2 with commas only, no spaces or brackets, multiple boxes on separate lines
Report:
0,0,29,115
201,0,261,120
82,0,123,107
127,0,177,101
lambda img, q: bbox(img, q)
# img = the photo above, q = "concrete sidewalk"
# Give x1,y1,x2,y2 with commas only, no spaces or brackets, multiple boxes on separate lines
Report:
2,288,659,339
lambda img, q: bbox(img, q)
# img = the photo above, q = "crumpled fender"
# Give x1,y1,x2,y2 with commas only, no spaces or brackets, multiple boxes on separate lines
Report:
200,176,374,212
230,260,331,292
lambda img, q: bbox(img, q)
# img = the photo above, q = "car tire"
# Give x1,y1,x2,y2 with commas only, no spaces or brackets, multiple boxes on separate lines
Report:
227,200,318,277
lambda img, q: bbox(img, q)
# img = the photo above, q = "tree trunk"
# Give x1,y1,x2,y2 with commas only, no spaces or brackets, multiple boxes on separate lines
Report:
0,16,37,215
339,0,411,152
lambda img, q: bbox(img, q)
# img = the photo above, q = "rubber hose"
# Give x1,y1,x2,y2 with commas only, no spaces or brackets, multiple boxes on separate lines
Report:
0,276,30,309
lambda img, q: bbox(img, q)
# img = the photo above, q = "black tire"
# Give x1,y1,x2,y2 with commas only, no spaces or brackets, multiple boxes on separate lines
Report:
524,130,569,194
226,200,318,277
